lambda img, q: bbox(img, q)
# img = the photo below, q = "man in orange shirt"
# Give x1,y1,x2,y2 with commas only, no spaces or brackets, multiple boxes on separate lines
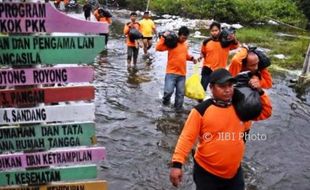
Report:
123,12,141,67
229,46,272,141
169,68,272,189
98,9,112,46
156,26,197,112
229,45,272,89
200,22,239,91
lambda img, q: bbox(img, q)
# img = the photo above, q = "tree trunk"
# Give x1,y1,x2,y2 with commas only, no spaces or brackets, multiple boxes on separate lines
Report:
298,43,310,86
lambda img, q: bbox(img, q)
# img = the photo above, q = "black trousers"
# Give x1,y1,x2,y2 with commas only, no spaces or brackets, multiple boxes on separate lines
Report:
193,160,245,190
127,46,139,63
84,13,90,20
99,33,109,46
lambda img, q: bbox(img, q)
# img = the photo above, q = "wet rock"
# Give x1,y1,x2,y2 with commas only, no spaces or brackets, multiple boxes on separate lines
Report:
273,54,286,59
268,20,279,25
232,23,243,29
162,14,172,19
156,17,242,31
193,31,207,39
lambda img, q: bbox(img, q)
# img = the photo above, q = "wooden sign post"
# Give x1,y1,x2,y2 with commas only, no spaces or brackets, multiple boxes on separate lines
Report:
0,2,108,189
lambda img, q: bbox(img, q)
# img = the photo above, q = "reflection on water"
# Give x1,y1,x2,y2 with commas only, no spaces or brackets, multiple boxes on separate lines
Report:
89,15,310,190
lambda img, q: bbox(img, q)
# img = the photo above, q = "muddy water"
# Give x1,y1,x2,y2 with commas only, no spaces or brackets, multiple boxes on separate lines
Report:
93,41,310,190
68,12,310,190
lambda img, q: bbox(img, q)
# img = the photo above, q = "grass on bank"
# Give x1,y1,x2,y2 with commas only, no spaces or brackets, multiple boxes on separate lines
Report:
236,26,310,69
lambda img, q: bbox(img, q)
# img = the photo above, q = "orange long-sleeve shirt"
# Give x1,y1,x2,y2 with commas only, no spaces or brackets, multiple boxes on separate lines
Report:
172,93,272,179
156,37,193,76
123,22,140,47
201,39,239,70
229,47,273,89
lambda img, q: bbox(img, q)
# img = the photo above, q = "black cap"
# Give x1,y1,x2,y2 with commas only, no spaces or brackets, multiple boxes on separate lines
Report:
130,12,137,16
209,68,236,84
144,11,149,15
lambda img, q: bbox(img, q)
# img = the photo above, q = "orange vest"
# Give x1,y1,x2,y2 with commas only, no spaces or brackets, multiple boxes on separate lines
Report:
201,39,239,70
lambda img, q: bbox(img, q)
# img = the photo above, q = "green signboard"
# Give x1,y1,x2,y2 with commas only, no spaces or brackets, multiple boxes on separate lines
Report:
0,36,105,65
0,122,96,153
0,165,97,186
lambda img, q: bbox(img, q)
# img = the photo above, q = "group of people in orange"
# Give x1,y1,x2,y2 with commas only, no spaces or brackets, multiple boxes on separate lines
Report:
152,21,273,190
121,8,273,188
123,11,156,66
123,12,273,190
78,6,273,189
82,2,113,46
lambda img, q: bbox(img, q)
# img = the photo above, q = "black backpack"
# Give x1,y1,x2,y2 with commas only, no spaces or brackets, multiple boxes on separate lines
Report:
163,31,178,49
128,28,143,42
232,71,262,121
98,8,112,18
248,47,271,70
219,27,236,48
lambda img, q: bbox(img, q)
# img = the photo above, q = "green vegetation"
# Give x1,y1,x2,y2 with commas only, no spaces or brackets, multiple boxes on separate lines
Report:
294,0,310,27
155,0,306,27
118,0,308,28
235,26,310,69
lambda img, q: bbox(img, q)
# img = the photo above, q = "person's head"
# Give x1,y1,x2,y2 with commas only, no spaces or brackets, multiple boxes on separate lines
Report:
245,52,259,73
143,11,150,19
130,12,137,22
209,68,235,102
98,8,104,16
209,21,221,39
178,26,190,43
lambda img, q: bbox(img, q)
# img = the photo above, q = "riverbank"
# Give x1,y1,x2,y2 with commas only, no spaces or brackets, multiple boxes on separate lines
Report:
152,12,310,70
236,26,310,69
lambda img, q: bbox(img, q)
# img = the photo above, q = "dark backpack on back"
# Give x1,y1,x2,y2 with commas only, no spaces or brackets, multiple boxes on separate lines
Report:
232,71,262,121
219,27,236,48
128,27,142,42
164,31,178,49
158,31,179,49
